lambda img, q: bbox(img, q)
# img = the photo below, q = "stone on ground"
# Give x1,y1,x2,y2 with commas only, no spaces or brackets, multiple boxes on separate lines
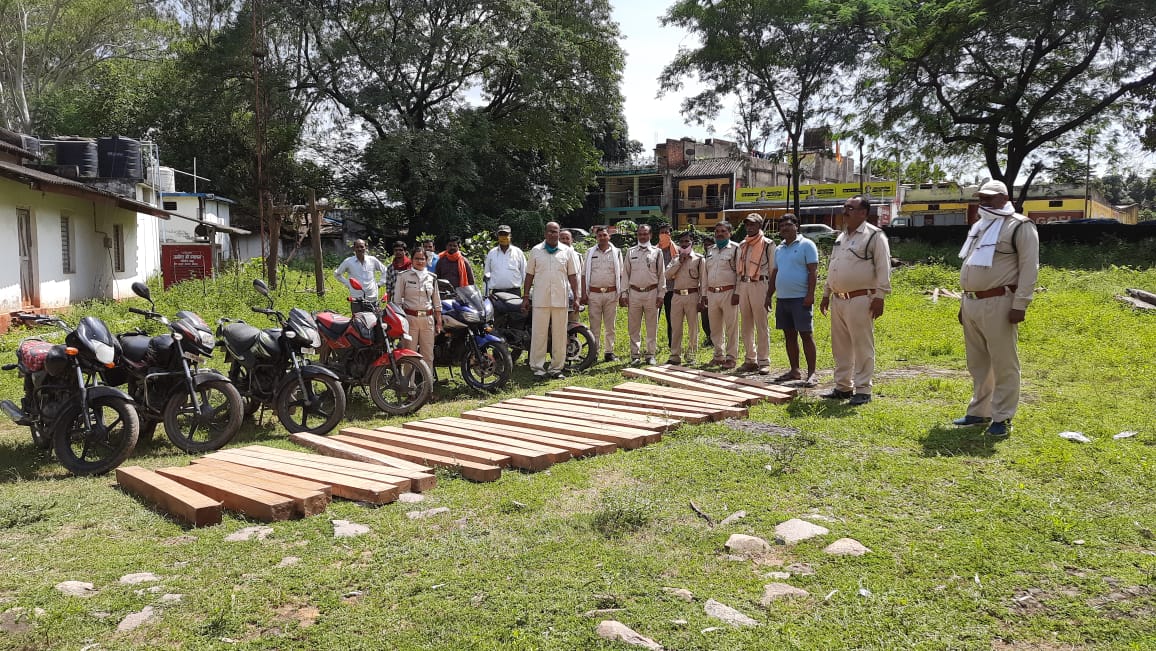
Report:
595,620,663,650
785,562,816,576
225,526,273,542
773,519,829,544
278,556,301,568
824,538,871,556
718,511,747,526
159,594,183,604
117,606,156,632
724,533,770,556
397,492,425,503
662,587,694,602
55,581,97,597
407,507,450,520
331,520,370,538
763,571,791,580
1,608,35,634
760,583,810,605
119,572,161,585
703,599,759,627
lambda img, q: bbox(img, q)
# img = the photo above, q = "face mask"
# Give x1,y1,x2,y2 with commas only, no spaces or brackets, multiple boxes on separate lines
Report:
658,233,671,248
715,238,730,248
679,245,693,255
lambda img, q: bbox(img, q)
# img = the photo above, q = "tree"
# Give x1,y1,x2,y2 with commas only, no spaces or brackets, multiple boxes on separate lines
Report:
872,0,1156,207
660,0,867,214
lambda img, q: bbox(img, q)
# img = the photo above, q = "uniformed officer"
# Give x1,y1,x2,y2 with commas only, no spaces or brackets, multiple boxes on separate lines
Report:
736,214,774,374
583,226,622,362
392,247,442,368
954,180,1039,438
620,224,666,366
702,220,740,369
665,231,705,365
819,195,891,405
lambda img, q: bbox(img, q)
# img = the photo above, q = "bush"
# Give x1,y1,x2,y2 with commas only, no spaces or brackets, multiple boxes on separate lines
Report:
591,492,653,538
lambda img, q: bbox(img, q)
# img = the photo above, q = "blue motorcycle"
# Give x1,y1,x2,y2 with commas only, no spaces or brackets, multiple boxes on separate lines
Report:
432,280,512,392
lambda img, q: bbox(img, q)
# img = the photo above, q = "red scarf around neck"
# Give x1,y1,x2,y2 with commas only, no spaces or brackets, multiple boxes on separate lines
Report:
392,255,412,271
440,250,470,287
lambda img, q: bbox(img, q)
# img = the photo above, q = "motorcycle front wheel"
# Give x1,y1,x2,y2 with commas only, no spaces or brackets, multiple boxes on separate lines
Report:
275,373,346,435
162,379,244,453
564,325,599,373
368,356,434,415
461,340,512,392
53,395,139,476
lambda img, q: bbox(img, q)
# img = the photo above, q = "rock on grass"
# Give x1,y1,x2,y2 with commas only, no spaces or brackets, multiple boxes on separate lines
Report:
595,620,663,650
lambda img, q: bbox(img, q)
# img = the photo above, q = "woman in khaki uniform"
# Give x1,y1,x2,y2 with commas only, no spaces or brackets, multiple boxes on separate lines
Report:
392,248,442,367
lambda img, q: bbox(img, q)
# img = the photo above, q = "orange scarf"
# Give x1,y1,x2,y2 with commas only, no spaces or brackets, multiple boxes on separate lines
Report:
739,231,767,278
439,250,470,287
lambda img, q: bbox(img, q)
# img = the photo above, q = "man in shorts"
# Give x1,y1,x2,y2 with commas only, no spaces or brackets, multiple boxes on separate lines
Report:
766,215,819,386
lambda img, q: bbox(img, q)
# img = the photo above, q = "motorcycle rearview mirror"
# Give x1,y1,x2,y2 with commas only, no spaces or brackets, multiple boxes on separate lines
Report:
253,279,270,296
130,281,151,302
349,278,363,291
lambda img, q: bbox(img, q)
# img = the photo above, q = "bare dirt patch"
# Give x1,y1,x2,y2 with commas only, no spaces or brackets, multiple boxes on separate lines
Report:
274,603,320,629
876,366,968,381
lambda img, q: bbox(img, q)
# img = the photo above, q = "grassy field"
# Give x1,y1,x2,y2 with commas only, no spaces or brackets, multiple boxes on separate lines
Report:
0,242,1153,650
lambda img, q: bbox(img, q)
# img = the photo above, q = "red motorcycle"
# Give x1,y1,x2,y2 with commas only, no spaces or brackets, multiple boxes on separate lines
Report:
315,279,434,415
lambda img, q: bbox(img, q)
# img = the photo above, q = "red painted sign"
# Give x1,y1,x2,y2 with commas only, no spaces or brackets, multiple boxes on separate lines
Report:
161,243,216,289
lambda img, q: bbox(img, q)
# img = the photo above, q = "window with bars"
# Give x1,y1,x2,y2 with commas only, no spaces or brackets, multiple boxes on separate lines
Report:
61,216,75,274
113,224,125,272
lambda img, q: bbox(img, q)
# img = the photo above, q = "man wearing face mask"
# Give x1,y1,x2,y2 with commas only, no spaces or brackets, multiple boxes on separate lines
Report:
523,222,580,379
954,180,1039,438
736,214,774,374
656,223,678,346
484,224,526,295
583,225,622,362
665,231,705,365
620,224,666,366
702,221,740,369
435,236,475,288
422,238,439,271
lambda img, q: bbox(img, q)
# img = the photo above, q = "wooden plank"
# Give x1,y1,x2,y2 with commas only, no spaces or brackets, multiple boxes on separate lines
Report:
554,386,747,419
473,406,662,443
494,399,679,432
184,461,330,517
506,396,680,426
244,444,437,492
202,450,399,504
156,466,296,522
510,395,704,424
276,437,437,491
116,466,222,527
360,427,512,466
460,409,649,449
550,387,742,421
214,447,413,491
191,458,333,497
396,423,556,471
616,373,760,405
655,365,796,399
425,417,615,456
403,420,572,463
610,381,753,407
331,432,501,482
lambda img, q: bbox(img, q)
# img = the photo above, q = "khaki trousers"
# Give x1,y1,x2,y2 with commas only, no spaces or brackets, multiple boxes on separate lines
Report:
829,294,875,393
737,280,770,366
669,293,700,361
961,293,1021,422
707,289,739,362
587,291,618,356
627,288,660,359
404,314,436,367
530,306,568,372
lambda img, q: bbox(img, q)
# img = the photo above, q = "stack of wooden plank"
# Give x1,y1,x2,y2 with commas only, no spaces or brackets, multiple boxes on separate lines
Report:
623,364,797,404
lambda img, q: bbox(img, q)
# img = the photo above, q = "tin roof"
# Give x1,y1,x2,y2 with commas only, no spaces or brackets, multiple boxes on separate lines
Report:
675,158,745,178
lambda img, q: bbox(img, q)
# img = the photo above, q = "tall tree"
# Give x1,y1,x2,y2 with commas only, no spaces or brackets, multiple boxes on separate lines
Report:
872,0,1156,207
660,0,867,214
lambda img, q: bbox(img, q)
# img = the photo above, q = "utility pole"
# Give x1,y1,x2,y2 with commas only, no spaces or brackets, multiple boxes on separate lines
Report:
252,0,275,288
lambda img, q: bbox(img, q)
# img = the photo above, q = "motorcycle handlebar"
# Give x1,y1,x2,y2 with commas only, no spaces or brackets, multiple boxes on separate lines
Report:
128,307,151,317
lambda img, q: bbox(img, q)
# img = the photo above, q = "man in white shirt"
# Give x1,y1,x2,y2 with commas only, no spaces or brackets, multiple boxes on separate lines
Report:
523,222,580,379
333,239,388,313
483,224,526,295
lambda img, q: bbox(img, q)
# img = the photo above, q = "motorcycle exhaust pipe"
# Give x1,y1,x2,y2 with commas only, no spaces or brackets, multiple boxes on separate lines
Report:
0,399,31,425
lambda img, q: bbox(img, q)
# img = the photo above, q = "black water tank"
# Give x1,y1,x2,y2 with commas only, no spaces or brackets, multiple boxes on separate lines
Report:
54,139,98,178
97,136,143,179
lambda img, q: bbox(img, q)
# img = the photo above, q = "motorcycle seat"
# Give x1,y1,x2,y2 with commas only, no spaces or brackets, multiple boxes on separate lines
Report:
492,294,523,313
315,311,351,341
221,322,278,364
120,334,152,364
16,340,53,373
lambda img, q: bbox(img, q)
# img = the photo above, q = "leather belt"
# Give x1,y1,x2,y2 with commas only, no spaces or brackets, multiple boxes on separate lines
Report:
630,284,658,292
404,308,433,317
963,284,1017,300
832,289,874,300
673,288,699,296
708,285,736,293
589,286,616,294
739,275,769,282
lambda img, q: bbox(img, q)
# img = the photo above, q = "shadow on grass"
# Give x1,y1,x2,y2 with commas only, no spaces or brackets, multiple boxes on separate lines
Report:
920,425,999,457
0,438,60,482
784,397,859,419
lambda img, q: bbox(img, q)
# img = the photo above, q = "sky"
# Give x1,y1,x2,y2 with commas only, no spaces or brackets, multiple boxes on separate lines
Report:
611,1,733,152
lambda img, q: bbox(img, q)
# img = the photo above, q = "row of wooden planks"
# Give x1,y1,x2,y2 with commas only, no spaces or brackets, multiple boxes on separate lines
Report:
114,366,796,525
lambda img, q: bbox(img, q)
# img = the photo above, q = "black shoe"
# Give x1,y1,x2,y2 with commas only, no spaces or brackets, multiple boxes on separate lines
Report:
548,370,566,380
533,371,547,381
952,415,989,427
603,353,617,363
986,420,1012,438
820,389,853,400
848,393,872,406
628,358,642,367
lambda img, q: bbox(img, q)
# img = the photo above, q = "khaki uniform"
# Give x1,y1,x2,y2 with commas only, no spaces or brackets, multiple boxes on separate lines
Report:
959,214,1039,422
392,268,439,366
566,244,584,323
824,221,891,394
665,251,705,363
704,241,740,363
736,234,774,367
585,244,621,356
622,244,666,360
526,243,578,373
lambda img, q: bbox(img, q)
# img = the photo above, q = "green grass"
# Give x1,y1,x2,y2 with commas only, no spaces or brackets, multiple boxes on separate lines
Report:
0,245,1154,650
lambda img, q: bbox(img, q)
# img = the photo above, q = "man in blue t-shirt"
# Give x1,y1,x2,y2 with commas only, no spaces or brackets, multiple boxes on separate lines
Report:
766,215,819,386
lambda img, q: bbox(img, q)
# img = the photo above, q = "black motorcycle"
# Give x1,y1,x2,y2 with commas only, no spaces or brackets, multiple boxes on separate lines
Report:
107,282,244,453
0,312,139,475
217,279,347,434
489,290,598,373
434,280,512,392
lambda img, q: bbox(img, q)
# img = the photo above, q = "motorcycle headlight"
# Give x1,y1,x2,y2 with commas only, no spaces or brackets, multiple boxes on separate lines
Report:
93,341,116,365
199,331,215,349
462,309,482,324
307,329,321,348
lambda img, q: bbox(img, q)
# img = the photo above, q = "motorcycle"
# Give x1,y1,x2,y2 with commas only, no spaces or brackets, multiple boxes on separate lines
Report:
488,289,599,374
0,312,139,476
217,279,347,434
315,278,433,416
434,280,512,392
107,282,244,453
